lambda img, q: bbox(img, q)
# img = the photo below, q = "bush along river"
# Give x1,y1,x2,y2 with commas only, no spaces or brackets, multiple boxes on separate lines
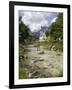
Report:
20,43,63,79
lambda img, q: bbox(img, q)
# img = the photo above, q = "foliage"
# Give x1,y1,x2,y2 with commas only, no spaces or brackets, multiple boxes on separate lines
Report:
19,62,27,79
45,13,63,51
19,21,30,43
50,13,63,41
19,43,28,79
19,43,25,62
53,42,63,51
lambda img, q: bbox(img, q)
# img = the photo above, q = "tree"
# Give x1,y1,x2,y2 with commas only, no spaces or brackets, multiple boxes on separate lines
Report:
19,20,30,43
45,13,63,51
49,13,63,42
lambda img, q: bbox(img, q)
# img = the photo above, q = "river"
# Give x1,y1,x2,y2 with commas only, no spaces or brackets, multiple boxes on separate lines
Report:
24,44,63,78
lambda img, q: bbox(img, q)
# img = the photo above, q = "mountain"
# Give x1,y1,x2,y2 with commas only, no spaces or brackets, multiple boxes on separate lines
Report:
29,26,49,38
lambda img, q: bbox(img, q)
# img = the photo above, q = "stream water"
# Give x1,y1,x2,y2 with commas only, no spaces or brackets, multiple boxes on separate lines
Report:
24,44,63,78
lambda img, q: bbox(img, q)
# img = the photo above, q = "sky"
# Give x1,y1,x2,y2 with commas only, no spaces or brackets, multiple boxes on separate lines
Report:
19,10,59,32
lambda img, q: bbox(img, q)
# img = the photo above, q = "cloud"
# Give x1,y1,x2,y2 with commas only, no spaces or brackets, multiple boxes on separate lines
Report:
29,23,41,32
20,11,58,32
51,17,57,24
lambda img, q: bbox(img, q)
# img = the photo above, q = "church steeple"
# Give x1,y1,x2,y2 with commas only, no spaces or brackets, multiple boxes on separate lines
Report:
39,29,47,41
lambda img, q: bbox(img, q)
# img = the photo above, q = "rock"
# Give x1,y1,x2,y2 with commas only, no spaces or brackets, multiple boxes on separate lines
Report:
50,68,62,77
28,73,32,78
39,51,44,54
43,68,62,77
24,59,33,68
33,59,44,63
56,52,61,56
34,61,49,70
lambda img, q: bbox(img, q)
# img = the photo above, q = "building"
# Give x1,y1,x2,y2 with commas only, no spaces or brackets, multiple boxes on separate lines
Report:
39,27,47,41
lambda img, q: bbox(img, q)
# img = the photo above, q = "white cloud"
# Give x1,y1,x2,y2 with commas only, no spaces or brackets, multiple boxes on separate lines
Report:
21,11,57,32
51,17,57,24
29,23,41,32
40,19,49,26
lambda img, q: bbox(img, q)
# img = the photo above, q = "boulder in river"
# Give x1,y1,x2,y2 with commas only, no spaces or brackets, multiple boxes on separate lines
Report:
33,58,44,63
39,51,45,54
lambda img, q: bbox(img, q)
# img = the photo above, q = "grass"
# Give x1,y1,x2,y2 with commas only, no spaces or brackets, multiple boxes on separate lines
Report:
36,41,49,49
19,62,27,79
53,42,63,51
19,43,25,62
19,43,27,79
37,40,63,51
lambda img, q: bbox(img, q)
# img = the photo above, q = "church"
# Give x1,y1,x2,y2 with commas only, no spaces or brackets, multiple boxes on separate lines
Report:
39,27,47,41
